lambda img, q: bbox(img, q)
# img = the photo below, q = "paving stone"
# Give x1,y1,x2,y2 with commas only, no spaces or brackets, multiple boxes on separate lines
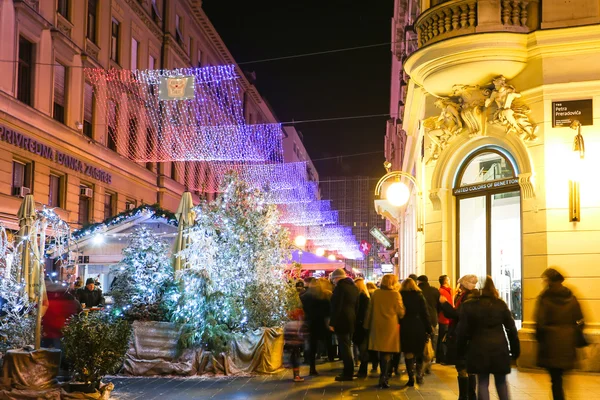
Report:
106,360,598,399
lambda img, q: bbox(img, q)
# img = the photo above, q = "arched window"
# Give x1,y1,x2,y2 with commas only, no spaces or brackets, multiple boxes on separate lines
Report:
454,148,522,327
455,149,517,188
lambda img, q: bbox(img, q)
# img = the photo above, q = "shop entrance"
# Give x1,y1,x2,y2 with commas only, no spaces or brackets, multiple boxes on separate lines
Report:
454,149,522,326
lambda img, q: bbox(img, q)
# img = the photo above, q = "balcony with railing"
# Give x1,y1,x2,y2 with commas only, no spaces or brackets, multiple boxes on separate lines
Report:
405,0,541,96
416,0,540,48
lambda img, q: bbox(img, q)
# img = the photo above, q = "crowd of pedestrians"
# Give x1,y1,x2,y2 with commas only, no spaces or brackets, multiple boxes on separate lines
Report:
284,267,587,400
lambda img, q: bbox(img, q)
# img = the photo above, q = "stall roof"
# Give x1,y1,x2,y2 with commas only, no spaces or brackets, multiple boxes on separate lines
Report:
287,250,343,271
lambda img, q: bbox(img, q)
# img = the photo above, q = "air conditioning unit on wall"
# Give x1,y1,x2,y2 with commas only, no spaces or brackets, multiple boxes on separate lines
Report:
13,186,30,197
80,187,93,198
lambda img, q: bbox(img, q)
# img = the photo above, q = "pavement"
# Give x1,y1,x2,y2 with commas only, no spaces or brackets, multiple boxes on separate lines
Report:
107,359,600,400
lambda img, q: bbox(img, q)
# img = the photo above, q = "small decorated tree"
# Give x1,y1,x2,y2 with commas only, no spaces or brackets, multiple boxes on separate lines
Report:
109,226,173,321
0,274,35,353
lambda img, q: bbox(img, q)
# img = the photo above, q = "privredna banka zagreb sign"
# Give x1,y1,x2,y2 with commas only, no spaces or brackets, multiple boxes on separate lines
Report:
0,124,112,184
453,178,519,195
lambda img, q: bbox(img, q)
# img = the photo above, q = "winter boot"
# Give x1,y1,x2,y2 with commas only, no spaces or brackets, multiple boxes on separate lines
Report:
355,362,368,378
458,376,469,400
468,374,477,400
416,359,424,384
404,358,415,387
378,356,390,388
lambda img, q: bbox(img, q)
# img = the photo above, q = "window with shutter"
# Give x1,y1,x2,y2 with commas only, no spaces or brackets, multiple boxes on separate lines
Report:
53,63,66,123
48,175,61,207
17,37,34,106
87,0,97,42
107,100,117,151
12,162,25,189
131,38,138,69
57,0,69,19
149,55,155,70
78,185,91,225
83,82,94,138
111,19,120,63
128,117,137,159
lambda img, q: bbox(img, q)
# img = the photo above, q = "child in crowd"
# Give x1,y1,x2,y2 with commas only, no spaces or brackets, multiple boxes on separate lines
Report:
284,308,307,382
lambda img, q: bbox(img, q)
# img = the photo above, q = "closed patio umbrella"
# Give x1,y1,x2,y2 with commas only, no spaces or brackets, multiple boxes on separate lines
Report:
172,192,195,272
16,194,36,301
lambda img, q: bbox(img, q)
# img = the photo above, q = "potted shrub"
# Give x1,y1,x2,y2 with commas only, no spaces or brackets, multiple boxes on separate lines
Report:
62,311,131,393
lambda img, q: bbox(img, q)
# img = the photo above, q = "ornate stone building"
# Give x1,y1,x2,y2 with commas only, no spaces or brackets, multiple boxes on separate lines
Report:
383,0,600,370
0,0,302,231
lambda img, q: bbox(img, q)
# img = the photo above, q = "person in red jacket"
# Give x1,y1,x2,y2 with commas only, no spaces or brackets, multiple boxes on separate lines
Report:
42,283,82,350
437,275,453,364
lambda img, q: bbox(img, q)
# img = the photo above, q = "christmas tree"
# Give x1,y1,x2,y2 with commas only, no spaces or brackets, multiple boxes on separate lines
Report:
109,226,173,321
0,274,35,353
172,173,295,350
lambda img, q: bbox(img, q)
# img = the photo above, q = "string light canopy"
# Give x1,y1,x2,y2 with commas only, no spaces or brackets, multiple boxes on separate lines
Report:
279,201,338,226
85,66,283,163
182,161,310,193
264,182,320,205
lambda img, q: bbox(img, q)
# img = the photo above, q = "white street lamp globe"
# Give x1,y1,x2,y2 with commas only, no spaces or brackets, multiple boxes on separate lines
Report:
386,181,410,206
327,254,336,261
315,247,325,257
294,235,307,247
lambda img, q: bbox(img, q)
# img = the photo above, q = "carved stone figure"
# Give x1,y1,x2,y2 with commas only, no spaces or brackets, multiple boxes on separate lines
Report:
485,76,538,141
423,75,538,164
424,98,463,163
452,84,489,136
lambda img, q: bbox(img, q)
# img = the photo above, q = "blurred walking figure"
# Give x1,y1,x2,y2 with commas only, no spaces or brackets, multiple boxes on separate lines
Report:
535,268,586,400
417,275,439,374
457,276,520,400
329,268,359,381
364,274,405,389
437,275,453,364
440,274,478,400
400,278,433,386
284,308,308,382
353,278,370,378
318,277,336,361
365,281,379,373
300,278,330,376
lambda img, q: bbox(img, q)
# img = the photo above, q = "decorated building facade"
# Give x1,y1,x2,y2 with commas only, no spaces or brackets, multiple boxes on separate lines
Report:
383,0,600,370
0,0,309,231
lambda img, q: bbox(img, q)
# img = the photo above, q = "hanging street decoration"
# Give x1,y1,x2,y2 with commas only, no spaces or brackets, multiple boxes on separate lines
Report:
82,64,362,260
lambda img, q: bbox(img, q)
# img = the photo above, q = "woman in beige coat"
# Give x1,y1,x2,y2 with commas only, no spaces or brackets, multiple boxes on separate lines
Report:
364,274,406,388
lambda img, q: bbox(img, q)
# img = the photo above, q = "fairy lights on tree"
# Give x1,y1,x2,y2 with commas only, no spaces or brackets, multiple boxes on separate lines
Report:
109,226,173,321
172,173,295,350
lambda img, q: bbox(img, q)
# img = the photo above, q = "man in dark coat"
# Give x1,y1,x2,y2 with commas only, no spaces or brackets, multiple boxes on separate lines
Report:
535,268,585,400
75,278,105,308
417,275,439,374
329,268,359,381
300,278,330,376
440,274,478,400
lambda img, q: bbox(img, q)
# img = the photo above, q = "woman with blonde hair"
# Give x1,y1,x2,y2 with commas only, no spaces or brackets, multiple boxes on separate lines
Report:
353,278,370,377
400,278,433,386
364,274,405,388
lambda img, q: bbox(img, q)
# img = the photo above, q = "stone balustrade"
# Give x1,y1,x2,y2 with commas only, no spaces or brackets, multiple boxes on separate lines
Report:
416,0,538,47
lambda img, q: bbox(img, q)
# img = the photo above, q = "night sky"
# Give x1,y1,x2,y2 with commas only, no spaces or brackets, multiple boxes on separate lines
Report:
202,0,394,178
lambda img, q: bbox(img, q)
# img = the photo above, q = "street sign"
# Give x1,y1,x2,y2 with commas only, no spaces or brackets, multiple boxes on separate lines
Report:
360,240,372,255
369,227,393,249
552,99,593,127
381,263,394,273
